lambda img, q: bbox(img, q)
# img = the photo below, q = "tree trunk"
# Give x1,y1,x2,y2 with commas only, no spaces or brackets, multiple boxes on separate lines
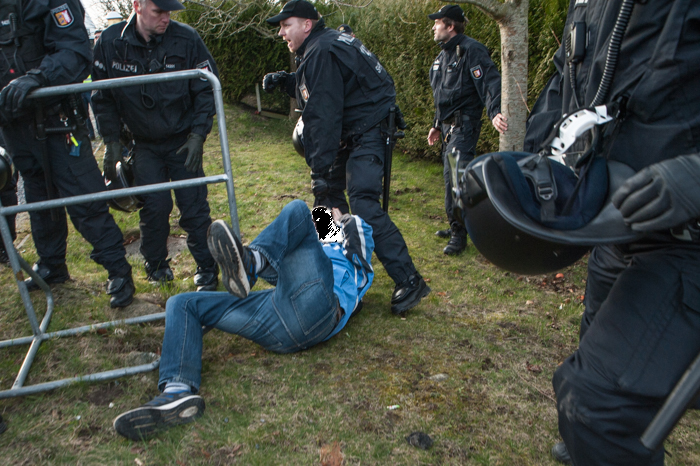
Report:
289,51,297,120
497,0,529,151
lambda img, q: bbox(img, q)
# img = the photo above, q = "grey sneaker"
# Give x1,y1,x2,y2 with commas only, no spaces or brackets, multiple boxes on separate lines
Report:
207,220,256,298
113,391,205,441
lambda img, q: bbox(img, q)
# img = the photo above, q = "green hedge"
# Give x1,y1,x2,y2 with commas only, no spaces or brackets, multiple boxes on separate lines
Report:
178,1,290,112
180,0,567,158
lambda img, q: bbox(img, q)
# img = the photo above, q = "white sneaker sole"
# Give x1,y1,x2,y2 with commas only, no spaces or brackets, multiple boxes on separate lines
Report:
113,394,205,441
207,220,250,299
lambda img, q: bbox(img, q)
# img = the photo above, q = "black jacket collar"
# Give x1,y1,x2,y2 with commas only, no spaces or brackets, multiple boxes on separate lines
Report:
440,33,464,51
296,17,326,57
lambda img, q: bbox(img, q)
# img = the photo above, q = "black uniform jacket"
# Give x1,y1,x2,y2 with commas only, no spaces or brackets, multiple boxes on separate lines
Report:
285,19,396,175
429,34,501,126
524,0,700,172
91,15,218,143
0,0,91,91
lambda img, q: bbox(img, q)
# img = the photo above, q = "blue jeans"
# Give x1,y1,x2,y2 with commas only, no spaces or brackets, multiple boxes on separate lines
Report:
158,200,339,392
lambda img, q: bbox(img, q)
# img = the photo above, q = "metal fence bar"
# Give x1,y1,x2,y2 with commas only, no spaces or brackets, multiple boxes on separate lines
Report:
0,69,237,399
0,174,228,216
0,359,160,399
0,312,166,348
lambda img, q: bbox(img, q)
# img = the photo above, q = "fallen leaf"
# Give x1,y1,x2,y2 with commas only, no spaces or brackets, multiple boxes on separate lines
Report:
319,441,344,466
526,361,542,374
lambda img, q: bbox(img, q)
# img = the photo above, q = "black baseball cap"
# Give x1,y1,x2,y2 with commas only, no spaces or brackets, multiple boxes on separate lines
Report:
428,5,466,22
151,0,184,11
337,24,353,34
267,0,319,26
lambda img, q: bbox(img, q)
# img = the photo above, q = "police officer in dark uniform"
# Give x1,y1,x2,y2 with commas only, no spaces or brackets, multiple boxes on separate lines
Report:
518,1,700,464
0,133,17,265
91,0,219,291
427,5,506,255
0,0,134,308
263,0,430,316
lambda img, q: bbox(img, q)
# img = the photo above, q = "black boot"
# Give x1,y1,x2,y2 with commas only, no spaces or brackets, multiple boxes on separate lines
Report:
145,260,174,284
194,265,219,292
435,228,451,238
107,273,135,308
443,224,467,255
391,273,431,315
24,261,70,291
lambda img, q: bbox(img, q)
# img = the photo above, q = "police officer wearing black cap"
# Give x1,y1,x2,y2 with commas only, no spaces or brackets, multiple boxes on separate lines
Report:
0,0,134,308
515,0,700,464
263,0,430,316
92,0,220,291
427,4,506,255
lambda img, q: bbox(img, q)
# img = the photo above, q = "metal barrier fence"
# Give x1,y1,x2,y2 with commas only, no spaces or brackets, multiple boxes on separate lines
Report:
0,69,237,399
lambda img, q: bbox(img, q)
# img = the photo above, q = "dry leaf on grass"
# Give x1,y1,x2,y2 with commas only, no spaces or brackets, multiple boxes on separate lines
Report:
319,441,344,466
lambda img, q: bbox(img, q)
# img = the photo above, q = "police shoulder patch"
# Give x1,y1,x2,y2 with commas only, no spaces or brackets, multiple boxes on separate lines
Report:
299,83,309,103
471,65,483,79
196,60,212,80
51,4,74,28
196,60,212,73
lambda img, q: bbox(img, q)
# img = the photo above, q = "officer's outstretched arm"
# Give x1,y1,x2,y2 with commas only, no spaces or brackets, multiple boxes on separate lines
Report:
612,154,700,232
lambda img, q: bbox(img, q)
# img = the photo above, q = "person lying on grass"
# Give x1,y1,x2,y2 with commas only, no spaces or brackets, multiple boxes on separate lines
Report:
113,200,374,440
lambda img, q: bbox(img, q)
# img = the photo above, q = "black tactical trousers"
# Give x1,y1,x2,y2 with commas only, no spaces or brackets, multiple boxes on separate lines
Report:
313,126,417,285
0,117,130,278
0,171,18,244
441,117,482,226
132,133,214,269
553,243,700,465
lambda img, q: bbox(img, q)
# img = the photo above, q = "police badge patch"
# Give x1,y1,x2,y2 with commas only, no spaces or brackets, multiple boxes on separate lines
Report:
299,84,310,102
196,60,212,80
196,60,212,74
471,65,483,79
51,4,74,28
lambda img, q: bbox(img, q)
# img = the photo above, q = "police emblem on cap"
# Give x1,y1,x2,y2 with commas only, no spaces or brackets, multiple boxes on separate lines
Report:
51,4,74,28
471,65,483,79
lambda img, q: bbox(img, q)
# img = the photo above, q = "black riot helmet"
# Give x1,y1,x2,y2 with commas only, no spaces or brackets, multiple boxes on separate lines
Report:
452,148,640,275
292,116,305,157
105,157,144,213
0,146,11,191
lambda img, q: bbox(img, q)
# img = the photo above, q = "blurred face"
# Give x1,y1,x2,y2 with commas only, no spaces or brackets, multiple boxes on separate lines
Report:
432,18,454,43
134,0,171,39
279,17,311,52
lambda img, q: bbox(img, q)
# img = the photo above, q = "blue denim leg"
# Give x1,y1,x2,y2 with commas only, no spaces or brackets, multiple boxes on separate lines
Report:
158,200,338,392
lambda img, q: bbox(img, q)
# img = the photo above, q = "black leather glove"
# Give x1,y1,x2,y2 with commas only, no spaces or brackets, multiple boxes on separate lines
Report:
262,71,289,94
177,133,205,173
311,172,330,198
103,141,123,181
611,154,700,232
0,70,47,115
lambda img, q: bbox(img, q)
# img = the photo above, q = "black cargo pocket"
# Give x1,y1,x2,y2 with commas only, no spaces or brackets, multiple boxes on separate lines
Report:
66,139,99,177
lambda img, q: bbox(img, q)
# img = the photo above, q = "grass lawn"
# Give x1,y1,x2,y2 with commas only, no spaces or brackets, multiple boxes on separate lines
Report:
1,104,698,465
